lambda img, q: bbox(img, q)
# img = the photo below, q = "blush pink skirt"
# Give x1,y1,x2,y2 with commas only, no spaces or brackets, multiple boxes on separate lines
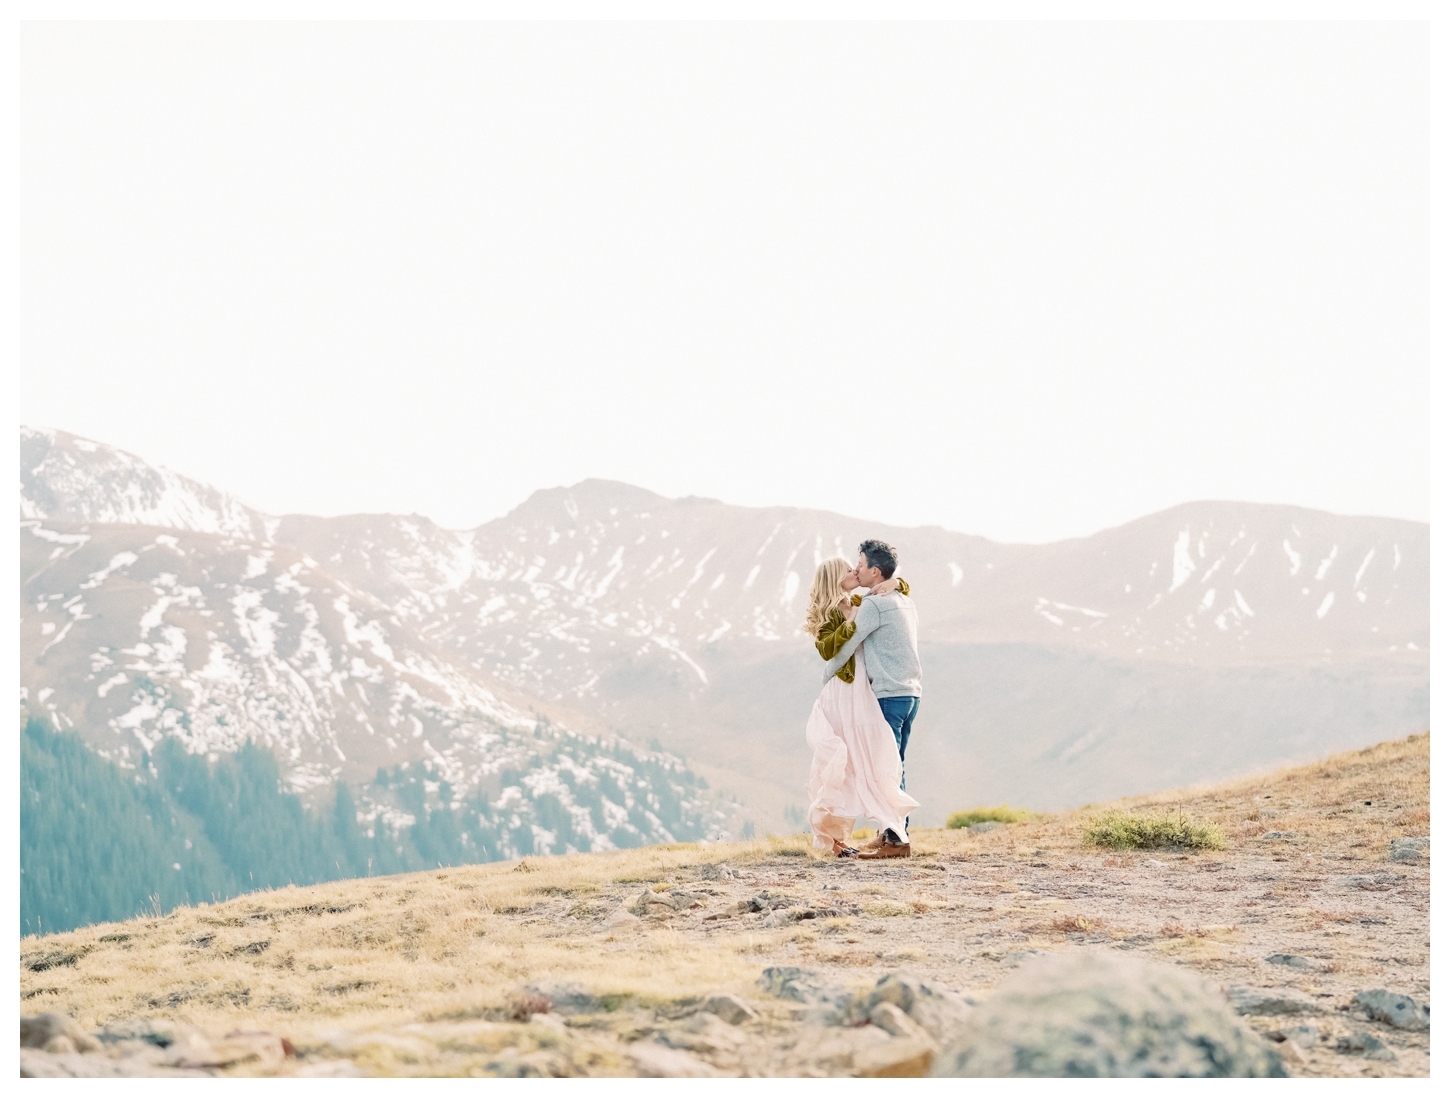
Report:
805,670,920,849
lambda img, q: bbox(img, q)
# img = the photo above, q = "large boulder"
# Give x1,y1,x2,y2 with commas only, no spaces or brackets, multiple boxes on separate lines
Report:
933,952,1286,1078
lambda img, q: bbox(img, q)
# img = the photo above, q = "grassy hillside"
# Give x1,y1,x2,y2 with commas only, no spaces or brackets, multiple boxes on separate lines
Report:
20,732,1429,1078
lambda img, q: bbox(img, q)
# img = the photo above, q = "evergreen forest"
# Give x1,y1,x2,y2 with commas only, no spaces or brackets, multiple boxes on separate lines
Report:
20,719,666,936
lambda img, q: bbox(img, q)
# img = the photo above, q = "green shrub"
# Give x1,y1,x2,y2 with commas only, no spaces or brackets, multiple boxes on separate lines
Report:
946,804,1034,829
1081,809,1226,851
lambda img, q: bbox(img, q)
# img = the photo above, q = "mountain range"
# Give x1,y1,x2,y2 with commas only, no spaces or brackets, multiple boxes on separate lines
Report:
21,425,1429,836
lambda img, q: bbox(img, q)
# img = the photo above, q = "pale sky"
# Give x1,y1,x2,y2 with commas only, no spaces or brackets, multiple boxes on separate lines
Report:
20,20,1430,544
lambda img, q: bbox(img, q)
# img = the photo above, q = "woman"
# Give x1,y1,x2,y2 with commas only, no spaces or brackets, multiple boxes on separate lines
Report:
802,557,920,857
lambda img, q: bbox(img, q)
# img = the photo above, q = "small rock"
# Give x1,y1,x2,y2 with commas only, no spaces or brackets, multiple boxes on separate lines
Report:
700,993,757,1025
1259,831,1301,842
628,1041,719,1077
96,1017,195,1048
852,1036,935,1078
786,1024,892,1073
1268,1024,1319,1050
1338,873,1405,890
518,980,599,1016
866,973,973,1042
675,1011,743,1039
968,822,1002,834
735,890,791,914
1227,987,1323,1016
757,966,833,1004
21,1014,101,1053
1003,949,1049,967
1265,954,1317,969
1335,1031,1397,1061
1388,837,1428,862
1351,989,1429,1031
92,1017,222,1067
1278,1041,1310,1069
869,1002,938,1049
936,954,1286,1077
600,907,640,929
655,1012,745,1056
631,888,696,916
629,888,663,915
756,966,854,1023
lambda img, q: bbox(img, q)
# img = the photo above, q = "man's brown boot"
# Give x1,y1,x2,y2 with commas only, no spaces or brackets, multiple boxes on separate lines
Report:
858,842,910,860
859,832,886,851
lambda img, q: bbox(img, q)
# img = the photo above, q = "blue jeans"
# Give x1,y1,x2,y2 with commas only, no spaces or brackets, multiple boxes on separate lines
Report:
876,695,919,839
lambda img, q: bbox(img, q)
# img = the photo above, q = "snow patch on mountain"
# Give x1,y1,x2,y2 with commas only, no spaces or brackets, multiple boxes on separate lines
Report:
21,518,730,857
22,426,270,541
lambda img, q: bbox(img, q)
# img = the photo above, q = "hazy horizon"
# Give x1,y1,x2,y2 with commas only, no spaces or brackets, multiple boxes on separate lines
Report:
21,422,1430,547
21,22,1429,543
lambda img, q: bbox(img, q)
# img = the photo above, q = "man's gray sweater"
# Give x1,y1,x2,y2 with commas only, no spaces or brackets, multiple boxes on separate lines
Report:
821,591,922,698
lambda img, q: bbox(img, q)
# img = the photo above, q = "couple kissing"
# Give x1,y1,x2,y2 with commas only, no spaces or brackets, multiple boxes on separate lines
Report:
802,539,921,859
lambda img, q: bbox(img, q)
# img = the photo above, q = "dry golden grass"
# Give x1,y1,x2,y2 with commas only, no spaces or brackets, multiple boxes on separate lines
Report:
20,835,827,1039
20,732,1429,1061
917,731,1429,863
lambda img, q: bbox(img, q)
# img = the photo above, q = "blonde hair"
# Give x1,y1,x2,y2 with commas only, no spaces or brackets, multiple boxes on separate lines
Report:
803,557,852,636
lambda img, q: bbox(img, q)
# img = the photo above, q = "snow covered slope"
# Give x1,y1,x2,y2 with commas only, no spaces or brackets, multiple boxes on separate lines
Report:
26,430,1426,678
20,515,728,856
22,426,271,541
273,481,1428,709
21,428,1429,829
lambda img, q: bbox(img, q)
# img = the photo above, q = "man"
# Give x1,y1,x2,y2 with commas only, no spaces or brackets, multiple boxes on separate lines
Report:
820,538,921,859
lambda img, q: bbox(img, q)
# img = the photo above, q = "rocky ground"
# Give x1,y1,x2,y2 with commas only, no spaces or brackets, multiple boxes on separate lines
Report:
20,734,1429,1077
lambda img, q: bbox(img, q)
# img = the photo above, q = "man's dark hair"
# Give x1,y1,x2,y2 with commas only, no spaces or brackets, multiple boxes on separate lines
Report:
859,539,898,579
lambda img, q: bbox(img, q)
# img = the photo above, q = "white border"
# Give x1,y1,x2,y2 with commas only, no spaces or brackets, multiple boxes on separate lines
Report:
12,2,1443,24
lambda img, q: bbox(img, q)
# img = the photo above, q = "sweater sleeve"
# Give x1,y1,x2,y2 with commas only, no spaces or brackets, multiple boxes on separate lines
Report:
853,578,908,603
815,611,857,662
821,598,881,683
